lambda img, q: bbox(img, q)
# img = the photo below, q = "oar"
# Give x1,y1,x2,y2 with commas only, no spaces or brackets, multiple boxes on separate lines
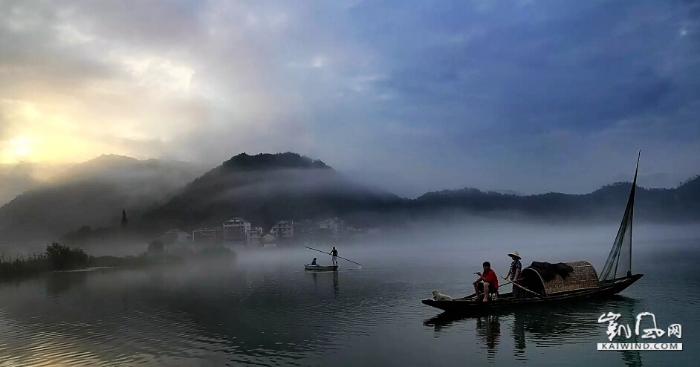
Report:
305,246,363,268
501,276,572,312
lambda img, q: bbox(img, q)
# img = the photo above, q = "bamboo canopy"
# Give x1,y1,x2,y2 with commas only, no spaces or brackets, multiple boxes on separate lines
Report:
521,261,600,296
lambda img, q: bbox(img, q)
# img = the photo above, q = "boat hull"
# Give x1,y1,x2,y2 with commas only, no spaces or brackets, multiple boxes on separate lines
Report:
422,274,643,314
305,265,338,271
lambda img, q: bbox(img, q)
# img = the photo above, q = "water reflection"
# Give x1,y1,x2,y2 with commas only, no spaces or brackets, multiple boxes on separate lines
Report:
476,314,501,363
512,310,526,360
310,270,339,296
333,271,339,296
424,296,643,366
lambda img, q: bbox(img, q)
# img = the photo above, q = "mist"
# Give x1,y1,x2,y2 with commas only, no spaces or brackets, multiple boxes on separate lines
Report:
0,155,207,246
4,216,696,297
220,216,699,301
207,168,390,203
222,214,700,275
0,162,66,206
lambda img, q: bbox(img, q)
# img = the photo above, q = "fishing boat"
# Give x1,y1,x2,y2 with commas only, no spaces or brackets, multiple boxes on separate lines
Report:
422,151,644,314
305,264,338,271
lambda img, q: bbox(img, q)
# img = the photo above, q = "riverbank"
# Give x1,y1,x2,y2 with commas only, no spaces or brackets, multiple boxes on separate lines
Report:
0,242,207,281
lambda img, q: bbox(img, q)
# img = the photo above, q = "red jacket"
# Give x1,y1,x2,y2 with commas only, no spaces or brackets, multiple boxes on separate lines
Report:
482,269,499,290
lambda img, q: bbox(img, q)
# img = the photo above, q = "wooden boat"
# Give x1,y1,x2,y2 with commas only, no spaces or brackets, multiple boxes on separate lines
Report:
305,264,338,271
423,151,644,314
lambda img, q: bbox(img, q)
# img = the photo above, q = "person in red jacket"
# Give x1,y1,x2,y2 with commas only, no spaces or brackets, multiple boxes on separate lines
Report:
473,261,499,302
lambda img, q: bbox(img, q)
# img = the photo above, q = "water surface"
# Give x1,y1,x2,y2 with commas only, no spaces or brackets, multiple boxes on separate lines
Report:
0,238,697,366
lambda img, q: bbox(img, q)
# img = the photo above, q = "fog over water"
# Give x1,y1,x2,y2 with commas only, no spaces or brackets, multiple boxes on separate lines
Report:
4,216,699,265
0,218,697,366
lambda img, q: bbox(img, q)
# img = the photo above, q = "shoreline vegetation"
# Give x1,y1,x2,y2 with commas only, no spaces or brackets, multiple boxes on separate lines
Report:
0,242,235,281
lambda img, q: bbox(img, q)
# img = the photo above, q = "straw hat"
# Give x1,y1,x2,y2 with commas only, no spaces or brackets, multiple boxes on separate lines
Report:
508,251,521,259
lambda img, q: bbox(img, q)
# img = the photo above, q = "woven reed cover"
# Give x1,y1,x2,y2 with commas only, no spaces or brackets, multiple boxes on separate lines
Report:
541,261,601,295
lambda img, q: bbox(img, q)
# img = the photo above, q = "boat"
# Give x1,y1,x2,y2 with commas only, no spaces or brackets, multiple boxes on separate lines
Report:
305,264,338,271
422,151,644,314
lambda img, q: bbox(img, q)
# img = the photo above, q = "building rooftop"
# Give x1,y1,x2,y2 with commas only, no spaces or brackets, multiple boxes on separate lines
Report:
224,218,250,224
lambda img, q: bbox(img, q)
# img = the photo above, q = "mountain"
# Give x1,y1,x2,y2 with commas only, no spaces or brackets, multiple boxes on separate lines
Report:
0,155,208,245
0,162,74,207
410,175,700,223
140,153,700,235
3,152,699,247
140,152,404,232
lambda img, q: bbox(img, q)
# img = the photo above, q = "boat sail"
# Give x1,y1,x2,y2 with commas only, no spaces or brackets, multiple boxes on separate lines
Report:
599,150,640,282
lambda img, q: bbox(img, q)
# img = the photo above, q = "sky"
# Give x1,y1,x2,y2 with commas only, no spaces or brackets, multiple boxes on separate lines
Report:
0,0,699,198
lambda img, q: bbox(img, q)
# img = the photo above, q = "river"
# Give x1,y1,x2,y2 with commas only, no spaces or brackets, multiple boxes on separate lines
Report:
0,231,697,366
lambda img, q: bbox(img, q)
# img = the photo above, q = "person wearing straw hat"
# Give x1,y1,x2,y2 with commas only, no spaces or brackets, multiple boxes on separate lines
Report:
506,251,523,298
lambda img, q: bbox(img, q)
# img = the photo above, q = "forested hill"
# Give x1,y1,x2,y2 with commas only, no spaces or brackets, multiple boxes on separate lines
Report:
4,152,698,246
410,175,700,222
139,153,404,232
140,152,700,232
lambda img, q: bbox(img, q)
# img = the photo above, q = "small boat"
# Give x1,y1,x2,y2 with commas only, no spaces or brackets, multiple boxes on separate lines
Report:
423,151,644,314
305,264,338,271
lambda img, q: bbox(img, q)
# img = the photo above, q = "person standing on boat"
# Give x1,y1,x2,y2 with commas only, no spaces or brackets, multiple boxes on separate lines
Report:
473,262,499,302
330,247,338,266
311,258,317,266
505,251,523,298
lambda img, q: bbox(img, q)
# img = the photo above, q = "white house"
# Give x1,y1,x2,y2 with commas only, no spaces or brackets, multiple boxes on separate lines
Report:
270,220,294,238
317,218,344,238
246,227,263,246
223,218,251,242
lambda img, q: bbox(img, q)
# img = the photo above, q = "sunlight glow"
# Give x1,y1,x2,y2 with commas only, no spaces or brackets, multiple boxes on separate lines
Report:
0,100,112,165
0,133,102,165
9,137,30,157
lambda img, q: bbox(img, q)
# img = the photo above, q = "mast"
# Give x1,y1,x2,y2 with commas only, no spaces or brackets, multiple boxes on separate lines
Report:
599,150,641,281
629,150,640,275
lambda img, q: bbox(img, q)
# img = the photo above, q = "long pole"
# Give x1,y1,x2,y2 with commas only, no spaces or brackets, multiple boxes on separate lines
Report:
305,246,363,267
501,276,572,312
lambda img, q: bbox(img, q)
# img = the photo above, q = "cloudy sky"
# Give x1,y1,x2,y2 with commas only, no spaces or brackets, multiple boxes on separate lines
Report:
0,0,699,198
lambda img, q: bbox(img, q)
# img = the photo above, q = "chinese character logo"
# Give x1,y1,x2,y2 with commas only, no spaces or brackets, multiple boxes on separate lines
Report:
598,311,682,342
598,312,632,341
635,312,665,339
668,324,682,338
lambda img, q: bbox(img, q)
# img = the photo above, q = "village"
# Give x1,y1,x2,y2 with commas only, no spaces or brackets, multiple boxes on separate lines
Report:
158,217,375,253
